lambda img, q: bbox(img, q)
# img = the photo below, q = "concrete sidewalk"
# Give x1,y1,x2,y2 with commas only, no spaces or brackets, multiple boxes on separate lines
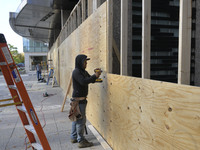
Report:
0,72,106,150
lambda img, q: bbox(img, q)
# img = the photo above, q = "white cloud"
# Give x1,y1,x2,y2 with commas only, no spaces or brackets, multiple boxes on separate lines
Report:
0,0,23,53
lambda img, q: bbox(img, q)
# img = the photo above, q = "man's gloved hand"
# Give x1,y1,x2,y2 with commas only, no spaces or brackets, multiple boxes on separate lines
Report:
94,68,102,78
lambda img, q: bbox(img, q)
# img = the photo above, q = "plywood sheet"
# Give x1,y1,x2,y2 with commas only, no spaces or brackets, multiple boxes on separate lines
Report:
48,3,107,97
88,74,200,150
48,2,200,150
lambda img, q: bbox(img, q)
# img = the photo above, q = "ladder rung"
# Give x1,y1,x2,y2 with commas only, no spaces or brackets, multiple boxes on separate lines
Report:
0,95,17,102
0,62,7,66
1,34,51,149
32,143,43,150
0,102,22,108
17,105,27,112
9,64,15,68
24,125,36,135
8,85,17,90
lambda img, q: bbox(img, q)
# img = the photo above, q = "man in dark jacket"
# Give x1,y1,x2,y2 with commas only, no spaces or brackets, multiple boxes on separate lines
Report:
70,54,101,148
35,63,42,81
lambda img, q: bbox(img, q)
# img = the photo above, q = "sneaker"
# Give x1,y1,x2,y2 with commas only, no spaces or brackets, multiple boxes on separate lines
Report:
71,139,78,143
78,139,93,148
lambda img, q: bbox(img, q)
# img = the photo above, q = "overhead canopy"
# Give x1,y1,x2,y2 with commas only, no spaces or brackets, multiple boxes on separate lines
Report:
9,0,78,45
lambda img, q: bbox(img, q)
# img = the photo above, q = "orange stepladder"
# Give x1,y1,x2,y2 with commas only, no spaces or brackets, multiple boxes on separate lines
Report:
0,33,51,150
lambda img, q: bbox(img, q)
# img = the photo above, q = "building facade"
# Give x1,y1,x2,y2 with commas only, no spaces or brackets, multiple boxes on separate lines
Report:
23,38,48,72
9,0,78,73
9,0,200,84
7,1,200,150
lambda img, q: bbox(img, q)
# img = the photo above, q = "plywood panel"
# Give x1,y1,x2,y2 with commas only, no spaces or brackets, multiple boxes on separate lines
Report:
51,2,107,95
88,74,200,150
48,1,200,150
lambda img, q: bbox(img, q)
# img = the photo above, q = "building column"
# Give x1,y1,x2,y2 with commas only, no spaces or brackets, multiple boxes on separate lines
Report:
142,0,151,79
178,0,192,85
88,0,93,16
106,0,113,73
82,0,86,22
120,0,128,75
25,53,30,73
195,0,200,86
93,0,97,11
61,9,64,29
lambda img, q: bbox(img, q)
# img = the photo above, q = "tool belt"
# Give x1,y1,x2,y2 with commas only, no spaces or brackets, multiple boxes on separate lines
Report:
72,97,86,101
68,97,86,121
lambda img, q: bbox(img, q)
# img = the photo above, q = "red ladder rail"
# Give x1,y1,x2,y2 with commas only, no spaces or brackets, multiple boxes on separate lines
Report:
0,33,51,150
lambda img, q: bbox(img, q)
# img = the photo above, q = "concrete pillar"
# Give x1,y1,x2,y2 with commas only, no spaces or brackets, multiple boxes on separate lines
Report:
107,0,113,73
120,0,128,75
195,0,200,86
178,0,192,85
142,0,151,79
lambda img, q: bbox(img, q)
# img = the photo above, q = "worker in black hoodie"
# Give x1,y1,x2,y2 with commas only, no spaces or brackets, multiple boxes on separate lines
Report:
70,54,101,148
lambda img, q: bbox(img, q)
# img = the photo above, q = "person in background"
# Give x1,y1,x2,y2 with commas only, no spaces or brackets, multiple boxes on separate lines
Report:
35,63,42,81
70,54,101,148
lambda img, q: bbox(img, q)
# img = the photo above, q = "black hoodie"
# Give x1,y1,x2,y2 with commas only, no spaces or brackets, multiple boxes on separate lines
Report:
72,54,97,97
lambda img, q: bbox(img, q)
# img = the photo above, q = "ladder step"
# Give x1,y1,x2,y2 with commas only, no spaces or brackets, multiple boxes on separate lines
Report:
0,97,14,102
24,125,36,135
32,143,43,150
0,102,22,108
17,105,27,112
0,34,51,149
0,62,7,66
8,85,17,90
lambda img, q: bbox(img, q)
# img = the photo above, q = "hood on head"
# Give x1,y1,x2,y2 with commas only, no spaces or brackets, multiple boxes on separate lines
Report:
75,54,90,70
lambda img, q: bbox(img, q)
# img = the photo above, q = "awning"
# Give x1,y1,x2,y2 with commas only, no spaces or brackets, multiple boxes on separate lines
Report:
9,0,78,44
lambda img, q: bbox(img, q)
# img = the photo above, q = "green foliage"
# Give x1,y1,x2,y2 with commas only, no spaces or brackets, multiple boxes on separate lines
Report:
8,44,24,64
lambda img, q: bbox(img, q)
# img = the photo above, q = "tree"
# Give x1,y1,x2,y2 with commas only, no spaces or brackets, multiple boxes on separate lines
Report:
8,44,24,64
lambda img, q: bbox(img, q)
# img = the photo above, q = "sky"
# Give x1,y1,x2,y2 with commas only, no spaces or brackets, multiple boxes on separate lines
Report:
0,0,23,53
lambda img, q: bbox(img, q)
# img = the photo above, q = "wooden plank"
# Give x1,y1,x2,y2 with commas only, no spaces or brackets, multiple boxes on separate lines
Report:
106,0,113,73
142,0,151,79
77,4,81,26
69,18,72,35
61,75,72,112
72,14,74,32
88,0,93,16
93,0,97,11
71,13,74,32
67,21,69,37
57,48,60,85
74,11,77,30
120,0,128,75
82,0,86,22
178,0,192,85
61,9,64,29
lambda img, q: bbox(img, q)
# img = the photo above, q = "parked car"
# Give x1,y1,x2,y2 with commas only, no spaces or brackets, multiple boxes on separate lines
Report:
16,63,25,67
16,63,25,71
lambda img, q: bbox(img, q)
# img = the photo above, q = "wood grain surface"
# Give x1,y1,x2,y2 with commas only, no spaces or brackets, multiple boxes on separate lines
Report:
49,2,200,150
88,74,200,150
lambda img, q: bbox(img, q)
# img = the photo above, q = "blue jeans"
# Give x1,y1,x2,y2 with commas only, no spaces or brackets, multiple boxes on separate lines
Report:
71,103,87,142
37,71,41,80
